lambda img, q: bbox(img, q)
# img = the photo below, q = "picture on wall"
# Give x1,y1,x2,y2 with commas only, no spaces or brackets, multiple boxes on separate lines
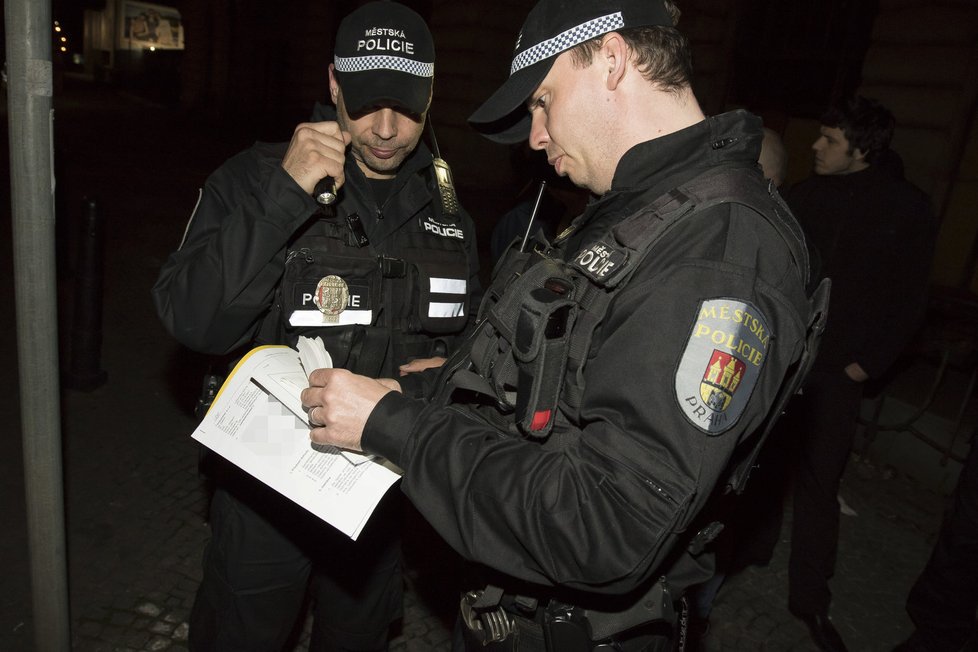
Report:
120,1,184,50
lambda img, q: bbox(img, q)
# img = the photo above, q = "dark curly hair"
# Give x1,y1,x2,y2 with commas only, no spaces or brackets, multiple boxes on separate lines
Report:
821,96,895,164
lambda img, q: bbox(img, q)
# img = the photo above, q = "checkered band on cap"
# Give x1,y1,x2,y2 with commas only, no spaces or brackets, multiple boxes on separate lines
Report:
510,12,624,75
334,54,434,78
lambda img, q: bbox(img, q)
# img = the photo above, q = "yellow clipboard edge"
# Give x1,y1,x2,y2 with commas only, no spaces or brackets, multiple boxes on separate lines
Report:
204,345,292,418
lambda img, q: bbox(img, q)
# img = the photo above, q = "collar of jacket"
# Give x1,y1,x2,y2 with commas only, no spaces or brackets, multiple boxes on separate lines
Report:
797,165,888,194
563,109,764,252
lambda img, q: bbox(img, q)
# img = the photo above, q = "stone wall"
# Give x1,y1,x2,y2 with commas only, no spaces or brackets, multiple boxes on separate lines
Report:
859,0,978,292
760,1,978,293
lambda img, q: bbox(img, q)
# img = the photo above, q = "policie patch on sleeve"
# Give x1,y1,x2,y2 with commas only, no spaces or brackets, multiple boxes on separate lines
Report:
675,298,771,435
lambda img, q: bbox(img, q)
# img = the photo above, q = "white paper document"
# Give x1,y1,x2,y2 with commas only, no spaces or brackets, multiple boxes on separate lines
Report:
191,338,402,540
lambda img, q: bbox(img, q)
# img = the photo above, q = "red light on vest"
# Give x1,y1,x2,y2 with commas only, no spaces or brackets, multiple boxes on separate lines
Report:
530,410,551,431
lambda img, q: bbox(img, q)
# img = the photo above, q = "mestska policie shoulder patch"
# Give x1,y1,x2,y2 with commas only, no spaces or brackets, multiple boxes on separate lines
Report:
675,298,771,435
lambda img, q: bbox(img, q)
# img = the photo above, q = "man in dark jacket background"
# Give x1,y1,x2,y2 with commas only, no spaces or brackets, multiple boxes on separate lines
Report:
300,0,818,649
152,2,480,650
782,95,937,652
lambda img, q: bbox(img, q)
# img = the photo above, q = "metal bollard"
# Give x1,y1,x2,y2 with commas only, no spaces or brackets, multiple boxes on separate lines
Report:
64,197,108,390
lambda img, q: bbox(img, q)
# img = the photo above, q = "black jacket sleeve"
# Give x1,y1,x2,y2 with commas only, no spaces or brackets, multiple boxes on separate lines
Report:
152,146,319,354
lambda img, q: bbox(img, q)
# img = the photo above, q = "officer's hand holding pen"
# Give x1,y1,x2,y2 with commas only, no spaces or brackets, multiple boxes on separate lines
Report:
302,369,400,451
281,121,352,202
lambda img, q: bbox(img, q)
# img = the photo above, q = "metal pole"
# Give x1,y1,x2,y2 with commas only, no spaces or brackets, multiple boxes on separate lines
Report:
4,0,72,649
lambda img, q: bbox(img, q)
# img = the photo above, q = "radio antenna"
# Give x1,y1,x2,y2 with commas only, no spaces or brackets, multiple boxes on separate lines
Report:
519,180,548,252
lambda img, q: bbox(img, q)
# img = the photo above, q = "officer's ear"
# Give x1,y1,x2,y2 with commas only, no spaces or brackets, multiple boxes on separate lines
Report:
600,32,628,91
328,64,340,105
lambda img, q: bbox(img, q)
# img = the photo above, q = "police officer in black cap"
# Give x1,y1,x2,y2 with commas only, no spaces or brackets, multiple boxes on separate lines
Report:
302,0,823,649
153,2,480,649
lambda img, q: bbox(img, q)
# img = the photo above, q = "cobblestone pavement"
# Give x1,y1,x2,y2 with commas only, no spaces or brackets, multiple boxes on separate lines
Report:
0,82,961,652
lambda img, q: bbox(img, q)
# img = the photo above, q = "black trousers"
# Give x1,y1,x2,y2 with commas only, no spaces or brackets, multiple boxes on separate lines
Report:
787,370,864,615
189,460,403,652
904,439,978,648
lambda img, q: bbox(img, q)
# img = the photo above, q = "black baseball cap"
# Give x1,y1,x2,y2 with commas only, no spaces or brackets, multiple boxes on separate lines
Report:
468,0,674,144
333,1,435,116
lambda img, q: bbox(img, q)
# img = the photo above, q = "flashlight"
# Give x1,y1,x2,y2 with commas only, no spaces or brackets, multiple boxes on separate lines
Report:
315,177,338,205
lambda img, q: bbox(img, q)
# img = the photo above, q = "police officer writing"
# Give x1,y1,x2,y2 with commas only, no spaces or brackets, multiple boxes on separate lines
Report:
152,2,480,650
303,0,820,650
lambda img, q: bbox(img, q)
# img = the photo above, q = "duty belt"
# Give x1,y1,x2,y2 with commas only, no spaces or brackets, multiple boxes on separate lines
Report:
460,580,685,651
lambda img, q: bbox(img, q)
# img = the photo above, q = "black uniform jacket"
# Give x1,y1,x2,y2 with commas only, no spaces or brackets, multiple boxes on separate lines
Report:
152,104,481,373
362,111,810,599
785,165,935,378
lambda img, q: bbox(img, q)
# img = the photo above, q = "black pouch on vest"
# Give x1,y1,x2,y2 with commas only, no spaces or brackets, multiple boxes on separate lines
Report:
409,255,470,335
513,277,577,437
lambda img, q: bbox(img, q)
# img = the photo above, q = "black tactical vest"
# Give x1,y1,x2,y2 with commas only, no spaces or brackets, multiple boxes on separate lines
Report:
261,165,472,378
447,165,828,493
